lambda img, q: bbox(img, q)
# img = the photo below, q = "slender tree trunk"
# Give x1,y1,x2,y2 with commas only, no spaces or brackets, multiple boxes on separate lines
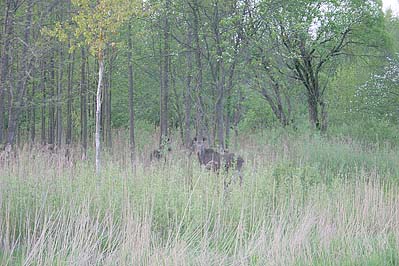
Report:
105,50,113,150
184,27,193,147
30,75,36,144
225,63,237,149
101,66,107,142
48,56,56,145
320,100,328,133
160,0,170,145
127,24,136,165
6,0,33,147
41,62,46,144
171,66,184,142
80,47,88,159
233,89,243,150
66,49,74,146
0,1,13,145
214,2,225,150
95,51,104,175
56,49,64,148
192,0,206,138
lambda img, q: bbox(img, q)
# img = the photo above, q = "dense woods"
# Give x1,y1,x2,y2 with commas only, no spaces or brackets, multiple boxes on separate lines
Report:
3,1,399,264
1,1,398,159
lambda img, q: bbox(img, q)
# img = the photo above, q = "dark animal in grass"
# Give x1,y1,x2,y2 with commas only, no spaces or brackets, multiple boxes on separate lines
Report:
221,150,244,186
192,137,244,186
150,146,172,161
191,137,221,171
150,138,172,161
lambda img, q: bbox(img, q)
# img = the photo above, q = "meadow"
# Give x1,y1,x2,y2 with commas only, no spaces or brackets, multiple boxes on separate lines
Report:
1,130,399,265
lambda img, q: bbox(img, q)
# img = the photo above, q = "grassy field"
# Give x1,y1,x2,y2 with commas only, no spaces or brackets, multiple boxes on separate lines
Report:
1,131,399,265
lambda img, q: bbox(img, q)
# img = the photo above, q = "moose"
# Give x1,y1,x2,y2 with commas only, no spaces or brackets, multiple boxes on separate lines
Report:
192,137,244,187
150,137,172,161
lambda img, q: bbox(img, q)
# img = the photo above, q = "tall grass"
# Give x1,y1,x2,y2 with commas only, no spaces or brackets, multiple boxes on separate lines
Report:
1,131,399,265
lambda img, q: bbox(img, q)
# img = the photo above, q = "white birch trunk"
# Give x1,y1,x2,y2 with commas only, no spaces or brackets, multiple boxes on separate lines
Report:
96,57,104,175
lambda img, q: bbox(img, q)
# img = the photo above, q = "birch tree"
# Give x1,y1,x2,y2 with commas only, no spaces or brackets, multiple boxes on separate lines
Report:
48,0,138,174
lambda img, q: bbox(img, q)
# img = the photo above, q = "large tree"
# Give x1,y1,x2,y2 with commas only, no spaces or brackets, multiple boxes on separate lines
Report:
260,0,383,131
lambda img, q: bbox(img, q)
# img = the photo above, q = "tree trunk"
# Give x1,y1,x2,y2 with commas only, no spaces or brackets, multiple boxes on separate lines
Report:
172,69,184,142
127,24,136,165
0,0,13,145
30,75,36,144
48,56,55,145
95,52,104,175
80,47,88,159
214,2,225,150
160,0,170,145
191,0,206,139
320,100,328,133
66,48,75,146
6,0,33,147
233,89,243,150
225,64,237,149
105,49,113,150
307,92,319,129
184,27,193,147
56,49,64,148
41,62,46,144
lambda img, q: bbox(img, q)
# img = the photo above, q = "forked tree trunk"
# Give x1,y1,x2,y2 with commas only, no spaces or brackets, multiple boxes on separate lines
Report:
96,54,104,175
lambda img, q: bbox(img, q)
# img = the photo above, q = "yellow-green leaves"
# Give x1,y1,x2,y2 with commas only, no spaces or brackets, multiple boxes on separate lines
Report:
71,0,135,57
44,0,142,57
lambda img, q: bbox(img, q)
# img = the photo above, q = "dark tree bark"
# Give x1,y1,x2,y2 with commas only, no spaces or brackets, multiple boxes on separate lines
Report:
184,26,193,147
6,0,33,147
258,57,291,127
0,0,14,145
191,0,207,139
127,23,136,165
48,56,55,146
171,64,184,142
66,48,75,146
80,47,88,160
41,62,46,145
104,47,114,150
160,0,170,145
233,89,243,149
56,48,64,148
30,73,36,144
224,50,239,149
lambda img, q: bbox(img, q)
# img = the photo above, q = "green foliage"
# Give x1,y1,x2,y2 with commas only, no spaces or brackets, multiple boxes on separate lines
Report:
355,54,399,123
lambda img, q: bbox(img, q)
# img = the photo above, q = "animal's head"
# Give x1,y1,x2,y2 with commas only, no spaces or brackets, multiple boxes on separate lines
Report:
192,137,207,156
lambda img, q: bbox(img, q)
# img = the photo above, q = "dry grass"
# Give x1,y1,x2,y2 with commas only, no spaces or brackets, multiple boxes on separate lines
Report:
0,132,399,265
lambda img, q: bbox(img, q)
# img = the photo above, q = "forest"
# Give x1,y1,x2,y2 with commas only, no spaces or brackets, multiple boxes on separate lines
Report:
1,0,399,264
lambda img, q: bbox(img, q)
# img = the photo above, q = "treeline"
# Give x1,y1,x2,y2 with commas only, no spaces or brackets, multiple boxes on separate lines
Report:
0,0,397,158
